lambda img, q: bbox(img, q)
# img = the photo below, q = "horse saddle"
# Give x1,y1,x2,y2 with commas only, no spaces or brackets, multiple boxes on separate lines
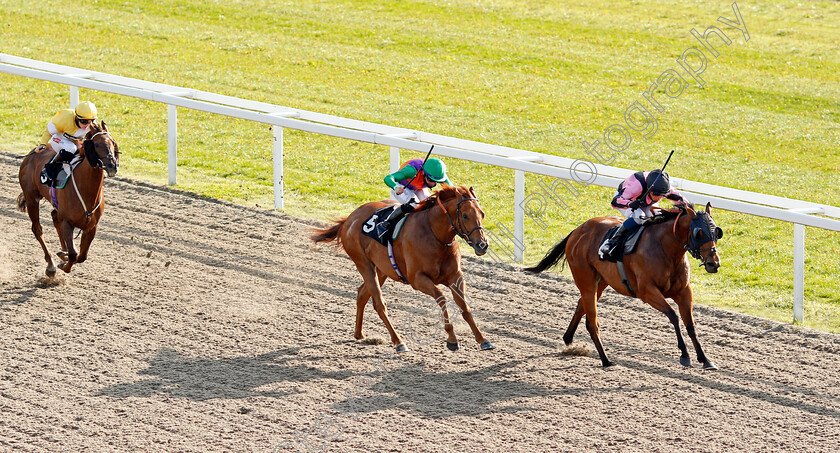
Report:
362,205,409,247
599,224,646,263
40,156,82,189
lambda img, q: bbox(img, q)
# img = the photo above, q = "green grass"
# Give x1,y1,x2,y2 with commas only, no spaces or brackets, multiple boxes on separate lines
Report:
1,0,838,330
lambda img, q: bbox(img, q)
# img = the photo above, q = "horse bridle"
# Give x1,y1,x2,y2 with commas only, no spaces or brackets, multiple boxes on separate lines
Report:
84,131,119,169
672,209,719,267
71,131,119,226
429,196,486,248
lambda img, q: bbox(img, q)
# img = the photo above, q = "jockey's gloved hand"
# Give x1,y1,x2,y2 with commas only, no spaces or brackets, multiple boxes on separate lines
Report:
400,200,418,213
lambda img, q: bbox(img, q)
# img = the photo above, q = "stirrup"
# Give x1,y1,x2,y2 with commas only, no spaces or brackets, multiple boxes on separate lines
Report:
375,219,393,238
599,241,613,257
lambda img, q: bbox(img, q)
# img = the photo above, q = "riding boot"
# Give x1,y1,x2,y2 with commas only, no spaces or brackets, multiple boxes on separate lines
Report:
376,201,416,239
41,152,61,186
41,149,74,186
599,224,630,259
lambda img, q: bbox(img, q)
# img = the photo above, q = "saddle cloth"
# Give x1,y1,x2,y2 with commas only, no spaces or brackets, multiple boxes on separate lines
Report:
361,205,409,247
599,224,647,262
41,155,83,190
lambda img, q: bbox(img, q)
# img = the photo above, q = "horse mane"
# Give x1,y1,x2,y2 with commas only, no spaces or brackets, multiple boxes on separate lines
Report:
648,202,696,224
412,185,471,212
85,121,102,138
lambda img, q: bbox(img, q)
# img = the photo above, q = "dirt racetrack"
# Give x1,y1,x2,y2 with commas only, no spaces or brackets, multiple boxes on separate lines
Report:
2,150,840,452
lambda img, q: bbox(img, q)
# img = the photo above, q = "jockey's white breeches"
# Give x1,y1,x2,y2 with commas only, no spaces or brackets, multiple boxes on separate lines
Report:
47,134,80,155
391,187,430,204
617,206,655,226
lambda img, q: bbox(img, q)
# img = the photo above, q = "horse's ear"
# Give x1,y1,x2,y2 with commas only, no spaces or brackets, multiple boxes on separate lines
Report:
705,202,712,214
101,121,108,132
469,186,476,197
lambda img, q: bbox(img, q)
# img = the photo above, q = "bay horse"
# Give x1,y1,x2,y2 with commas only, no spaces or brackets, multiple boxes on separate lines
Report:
17,121,120,276
311,186,495,353
525,203,723,370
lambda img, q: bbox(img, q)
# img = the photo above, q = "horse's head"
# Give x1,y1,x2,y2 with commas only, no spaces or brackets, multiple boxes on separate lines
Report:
439,186,489,256
684,202,723,273
83,121,120,177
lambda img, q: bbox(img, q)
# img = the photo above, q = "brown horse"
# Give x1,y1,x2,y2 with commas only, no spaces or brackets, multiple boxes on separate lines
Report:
17,122,120,276
311,185,495,353
525,203,723,370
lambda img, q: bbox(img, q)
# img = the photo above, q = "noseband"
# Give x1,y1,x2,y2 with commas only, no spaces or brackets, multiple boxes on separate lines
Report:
673,210,718,267
431,196,485,248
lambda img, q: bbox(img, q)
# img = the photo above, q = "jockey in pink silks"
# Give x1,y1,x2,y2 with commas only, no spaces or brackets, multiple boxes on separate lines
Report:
599,169,688,259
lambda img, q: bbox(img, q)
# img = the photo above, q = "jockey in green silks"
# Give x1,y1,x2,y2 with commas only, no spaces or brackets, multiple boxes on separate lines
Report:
377,157,452,235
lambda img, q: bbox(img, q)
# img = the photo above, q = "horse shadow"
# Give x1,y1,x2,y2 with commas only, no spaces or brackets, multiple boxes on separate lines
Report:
96,347,645,418
96,346,355,401
332,352,657,419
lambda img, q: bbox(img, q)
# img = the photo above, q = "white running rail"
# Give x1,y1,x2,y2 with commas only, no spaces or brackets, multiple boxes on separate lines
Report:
2,53,837,322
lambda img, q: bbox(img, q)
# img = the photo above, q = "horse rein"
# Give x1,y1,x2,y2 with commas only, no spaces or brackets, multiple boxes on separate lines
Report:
431,196,484,248
71,131,117,226
672,209,718,267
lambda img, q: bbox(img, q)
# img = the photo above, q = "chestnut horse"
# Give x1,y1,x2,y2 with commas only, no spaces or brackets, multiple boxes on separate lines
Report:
525,203,723,370
311,186,495,353
17,122,120,276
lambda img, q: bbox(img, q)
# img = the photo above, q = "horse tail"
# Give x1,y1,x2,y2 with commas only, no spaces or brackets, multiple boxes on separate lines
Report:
16,192,26,213
524,233,571,274
310,218,347,247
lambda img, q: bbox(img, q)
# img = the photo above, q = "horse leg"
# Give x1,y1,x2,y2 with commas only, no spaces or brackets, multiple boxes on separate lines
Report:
51,209,69,261
411,273,458,350
354,272,387,340
24,198,56,276
56,221,78,273
638,286,691,367
75,225,97,264
583,301,613,367
356,263,405,352
675,286,717,370
447,274,493,350
564,299,585,346
570,265,613,367
563,279,607,346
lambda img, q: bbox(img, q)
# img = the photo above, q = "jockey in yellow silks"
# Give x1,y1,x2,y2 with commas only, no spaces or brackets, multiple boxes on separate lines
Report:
40,101,97,185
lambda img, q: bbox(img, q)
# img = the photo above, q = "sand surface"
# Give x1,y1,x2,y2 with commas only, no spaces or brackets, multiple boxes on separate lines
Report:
2,151,839,452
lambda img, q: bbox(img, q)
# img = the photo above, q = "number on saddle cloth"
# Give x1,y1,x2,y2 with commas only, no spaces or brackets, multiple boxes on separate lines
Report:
599,224,647,263
362,205,408,246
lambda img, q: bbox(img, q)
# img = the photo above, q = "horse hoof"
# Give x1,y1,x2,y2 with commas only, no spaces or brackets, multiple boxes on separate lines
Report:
395,343,409,353
480,340,495,350
45,266,56,277
57,251,69,261
602,360,616,368
703,361,719,371
680,355,692,367
446,341,459,351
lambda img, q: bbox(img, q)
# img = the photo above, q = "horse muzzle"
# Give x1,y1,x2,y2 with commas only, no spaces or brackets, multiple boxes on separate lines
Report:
472,237,489,256
702,259,720,273
105,159,119,178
